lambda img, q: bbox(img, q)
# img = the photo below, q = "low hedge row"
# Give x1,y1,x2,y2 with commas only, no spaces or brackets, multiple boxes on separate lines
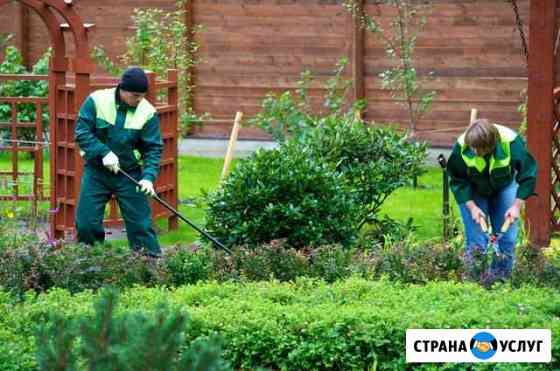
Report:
1,278,559,370
1,238,560,297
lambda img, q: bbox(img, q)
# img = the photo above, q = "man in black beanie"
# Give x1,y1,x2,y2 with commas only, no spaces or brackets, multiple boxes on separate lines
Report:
74,67,163,256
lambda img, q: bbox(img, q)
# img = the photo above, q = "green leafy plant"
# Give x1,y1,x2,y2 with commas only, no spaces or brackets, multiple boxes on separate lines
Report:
344,0,436,138
300,116,427,229
0,241,168,297
205,143,359,249
0,32,13,52
92,0,204,136
164,243,214,285
36,289,229,370
0,46,51,143
210,239,309,282
364,239,464,284
250,58,365,144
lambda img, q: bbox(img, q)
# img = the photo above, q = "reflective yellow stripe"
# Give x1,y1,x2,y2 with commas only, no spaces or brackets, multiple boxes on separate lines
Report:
91,88,156,130
91,88,117,126
124,98,156,130
459,124,517,173
489,141,510,173
463,153,487,172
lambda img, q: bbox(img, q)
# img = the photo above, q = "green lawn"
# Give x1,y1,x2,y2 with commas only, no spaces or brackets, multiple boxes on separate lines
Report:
380,167,461,241
0,153,453,245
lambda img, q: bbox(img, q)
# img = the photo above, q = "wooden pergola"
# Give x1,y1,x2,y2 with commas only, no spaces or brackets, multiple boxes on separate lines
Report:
526,0,557,246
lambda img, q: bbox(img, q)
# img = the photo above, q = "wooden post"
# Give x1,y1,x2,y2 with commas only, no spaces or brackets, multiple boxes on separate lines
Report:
469,108,478,124
184,0,196,120
145,71,157,105
221,112,243,180
16,4,29,68
167,69,179,231
526,0,556,247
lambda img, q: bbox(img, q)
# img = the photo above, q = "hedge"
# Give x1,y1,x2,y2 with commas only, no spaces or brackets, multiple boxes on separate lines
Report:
1,278,558,370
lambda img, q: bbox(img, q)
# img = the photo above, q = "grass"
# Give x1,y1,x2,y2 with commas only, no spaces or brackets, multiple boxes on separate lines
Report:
0,152,454,246
380,167,461,241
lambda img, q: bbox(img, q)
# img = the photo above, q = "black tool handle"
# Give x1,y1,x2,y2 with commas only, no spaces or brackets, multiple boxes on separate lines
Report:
118,169,231,254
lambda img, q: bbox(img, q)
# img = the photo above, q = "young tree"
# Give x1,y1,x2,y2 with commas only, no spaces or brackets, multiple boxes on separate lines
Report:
92,0,205,135
344,0,436,138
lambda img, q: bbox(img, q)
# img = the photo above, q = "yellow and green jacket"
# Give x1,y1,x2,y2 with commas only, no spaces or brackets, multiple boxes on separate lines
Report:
75,87,163,182
447,124,537,204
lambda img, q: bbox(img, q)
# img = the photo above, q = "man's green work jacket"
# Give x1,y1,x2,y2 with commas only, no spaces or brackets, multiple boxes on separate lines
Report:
75,87,163,182
446,124,537,204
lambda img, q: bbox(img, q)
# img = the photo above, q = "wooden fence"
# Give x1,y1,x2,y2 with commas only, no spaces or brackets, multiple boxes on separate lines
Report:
0,0,531,146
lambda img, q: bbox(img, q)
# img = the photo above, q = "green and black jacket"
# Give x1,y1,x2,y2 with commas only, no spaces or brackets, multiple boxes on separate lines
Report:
74,87,163,182
446,124,537,204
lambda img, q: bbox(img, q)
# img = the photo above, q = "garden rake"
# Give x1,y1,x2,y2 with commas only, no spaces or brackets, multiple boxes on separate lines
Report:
118,168,231,254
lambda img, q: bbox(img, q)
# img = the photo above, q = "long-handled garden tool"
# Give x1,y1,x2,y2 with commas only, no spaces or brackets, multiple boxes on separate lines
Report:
118,168,231,254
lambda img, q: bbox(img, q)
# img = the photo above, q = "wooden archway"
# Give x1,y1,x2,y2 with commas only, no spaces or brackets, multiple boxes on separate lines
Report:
0,0,179,241
0,0,94,239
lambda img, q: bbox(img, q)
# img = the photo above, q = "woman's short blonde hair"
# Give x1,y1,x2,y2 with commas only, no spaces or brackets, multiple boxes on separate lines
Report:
464,119,498,155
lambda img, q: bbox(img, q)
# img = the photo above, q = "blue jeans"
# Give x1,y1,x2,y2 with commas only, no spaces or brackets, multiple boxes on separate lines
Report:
458,181,519,282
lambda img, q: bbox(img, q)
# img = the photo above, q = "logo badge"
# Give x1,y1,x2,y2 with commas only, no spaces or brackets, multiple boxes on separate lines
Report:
470,332,498,360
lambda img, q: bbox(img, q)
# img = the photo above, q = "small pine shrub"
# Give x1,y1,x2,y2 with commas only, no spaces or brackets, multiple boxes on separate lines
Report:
35,289,230,370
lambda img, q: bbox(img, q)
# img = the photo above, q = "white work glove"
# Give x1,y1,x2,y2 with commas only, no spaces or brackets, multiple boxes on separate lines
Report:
138,179,156,197
102,151,120,174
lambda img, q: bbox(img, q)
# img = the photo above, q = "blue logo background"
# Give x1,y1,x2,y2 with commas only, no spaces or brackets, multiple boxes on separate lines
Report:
470,332,498,360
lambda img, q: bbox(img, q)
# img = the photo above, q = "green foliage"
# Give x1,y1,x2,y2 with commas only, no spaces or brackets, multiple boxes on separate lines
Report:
1,280,558,370
205,142,359,248
250,58,364,143
92,1,204,136
3,228,560,297
210,240,309,282
361,239,465,284
344,0,436,137
0,46,51,142
247,55,426,245
300,116,428,228
517,89,528,136
35,289,229,370
0,32,13,50
165,244,214,285
217,111,427,249
0,241,167,297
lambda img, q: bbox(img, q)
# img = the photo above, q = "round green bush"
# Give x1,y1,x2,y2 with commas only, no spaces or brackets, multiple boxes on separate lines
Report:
204,143,359,248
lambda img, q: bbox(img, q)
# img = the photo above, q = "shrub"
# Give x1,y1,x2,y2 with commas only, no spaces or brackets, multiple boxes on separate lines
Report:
205,142,359,249
164,244,214,285
307,244,354,283
250,58,360,144
363,240,465,284
512,243,560,289
300,116,427,229
210,240,309,282
35,289,230,370
0,241,167,297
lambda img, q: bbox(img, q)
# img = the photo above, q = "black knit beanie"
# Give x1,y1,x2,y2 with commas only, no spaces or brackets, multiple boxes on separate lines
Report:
119,67,149,93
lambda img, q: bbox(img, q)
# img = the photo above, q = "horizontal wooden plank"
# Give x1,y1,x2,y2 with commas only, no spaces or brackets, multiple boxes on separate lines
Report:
194,3,347,17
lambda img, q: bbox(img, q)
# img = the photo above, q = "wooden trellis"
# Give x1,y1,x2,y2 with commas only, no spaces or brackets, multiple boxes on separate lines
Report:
0,74,48,220
0,0,178,241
